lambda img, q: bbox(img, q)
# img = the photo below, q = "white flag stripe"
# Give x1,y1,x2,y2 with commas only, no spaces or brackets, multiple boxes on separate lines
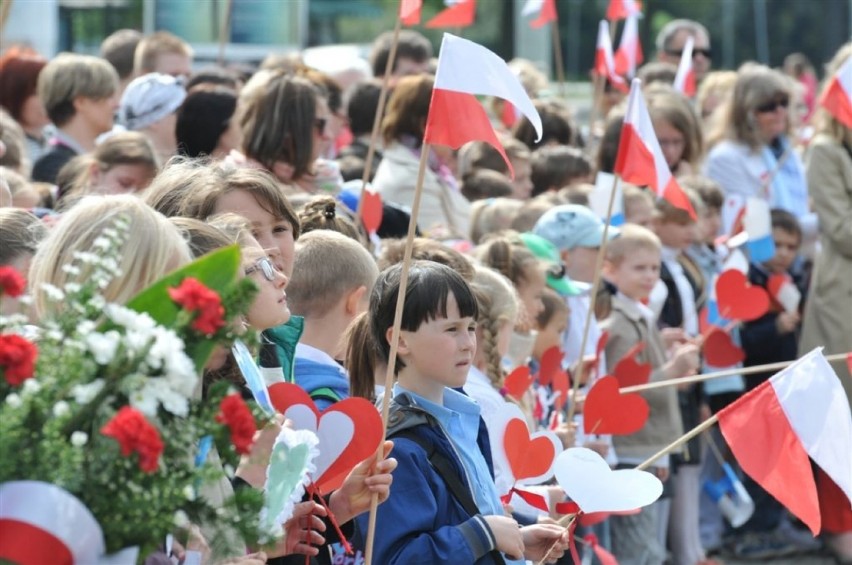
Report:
770,349,852,506
673,35,694,93
434,33,543,141
522,0,544,17
838,56,852,96
623,79,672,196
597,20,618,75
618,15,640,76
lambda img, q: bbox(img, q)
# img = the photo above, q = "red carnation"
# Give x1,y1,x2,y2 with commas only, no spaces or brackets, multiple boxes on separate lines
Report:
216,394,257,455
101,407,164,473
0,266,25,298
0,334,38,386
168,278,226,335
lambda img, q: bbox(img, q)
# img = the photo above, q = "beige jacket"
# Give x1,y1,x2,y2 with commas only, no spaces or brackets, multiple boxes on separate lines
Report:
800,134,852,409
372,142,471,238
600,293,684,462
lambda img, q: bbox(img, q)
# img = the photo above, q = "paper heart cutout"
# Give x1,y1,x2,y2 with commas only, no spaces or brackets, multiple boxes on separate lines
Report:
538,346,562,386
268,382,383,494
361,191,383,234
612,342,652,388
703,329,745,367
503,366,533,400
847,353,852,375
715,269,770,321
552,370,569,410
592,331,610,379
262,428,318,530
554,447,663,513
503,418,560,484
583,376,649,435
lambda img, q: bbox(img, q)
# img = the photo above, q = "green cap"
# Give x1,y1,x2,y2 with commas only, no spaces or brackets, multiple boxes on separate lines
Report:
519,232,582,297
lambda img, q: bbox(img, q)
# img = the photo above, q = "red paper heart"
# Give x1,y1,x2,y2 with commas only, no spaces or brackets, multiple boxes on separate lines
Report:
715,269,770,321
503,418,557,482
612,342,652,388
583,376,649,435
594,332,610,372
699,306,712,334
703,329,745,367
552,370,569,410
538,346,562,386
361,190,383,234
268,382,383,493
847,353,852,375
503,366,533,400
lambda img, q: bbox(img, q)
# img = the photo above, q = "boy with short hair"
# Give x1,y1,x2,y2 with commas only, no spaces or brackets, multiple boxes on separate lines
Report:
286,229,379,409
601,224,699,564
529,146,593,197
134,31,193,78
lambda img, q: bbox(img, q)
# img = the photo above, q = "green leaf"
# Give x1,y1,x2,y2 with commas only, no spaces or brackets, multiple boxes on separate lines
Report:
125,245,241,372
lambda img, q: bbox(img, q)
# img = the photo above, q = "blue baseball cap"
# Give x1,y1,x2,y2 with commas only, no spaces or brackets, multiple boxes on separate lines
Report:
532,204,619,251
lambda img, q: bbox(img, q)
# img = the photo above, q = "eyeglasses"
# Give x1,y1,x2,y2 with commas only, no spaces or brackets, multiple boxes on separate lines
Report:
755,97,790,114
314,117,327,134
245,257,276,282
666,47,713,59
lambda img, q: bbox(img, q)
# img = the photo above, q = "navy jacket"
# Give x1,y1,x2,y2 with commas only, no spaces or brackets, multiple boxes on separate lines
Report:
353,392,505,565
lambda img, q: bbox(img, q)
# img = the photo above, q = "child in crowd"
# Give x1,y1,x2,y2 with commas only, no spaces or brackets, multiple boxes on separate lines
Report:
469,197,524,244
288,229,378,409
461,169,515,202
352,261,570,564
623,184,656,229
0,208,47,315
529,145,593,197
298,195,365,246
457,138,533,201
600,224,700,565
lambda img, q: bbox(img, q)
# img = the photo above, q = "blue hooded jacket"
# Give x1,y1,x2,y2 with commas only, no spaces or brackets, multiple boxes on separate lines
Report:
293,345,350,411
353,392,510,565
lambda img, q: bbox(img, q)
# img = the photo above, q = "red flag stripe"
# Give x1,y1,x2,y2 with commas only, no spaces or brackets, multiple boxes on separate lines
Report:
425,0,476,29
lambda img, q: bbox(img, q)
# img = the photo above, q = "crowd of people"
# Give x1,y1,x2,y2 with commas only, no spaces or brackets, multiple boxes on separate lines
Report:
0,13,850,565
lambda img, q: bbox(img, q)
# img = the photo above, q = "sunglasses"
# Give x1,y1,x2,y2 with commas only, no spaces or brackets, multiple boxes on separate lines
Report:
245,257,277,282
314,117,327,134
666,47,712,59
755,97,790,114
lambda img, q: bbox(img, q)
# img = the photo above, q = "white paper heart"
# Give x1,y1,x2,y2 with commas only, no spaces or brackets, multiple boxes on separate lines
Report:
490,404,563,492
554,447,663,513
282,406,354,483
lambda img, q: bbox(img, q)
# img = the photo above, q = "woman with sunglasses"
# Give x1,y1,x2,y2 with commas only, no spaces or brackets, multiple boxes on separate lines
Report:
237,71,342,195
704,64,813,236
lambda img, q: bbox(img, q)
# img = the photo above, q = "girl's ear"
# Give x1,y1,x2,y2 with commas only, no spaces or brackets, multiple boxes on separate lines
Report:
386,326,410,357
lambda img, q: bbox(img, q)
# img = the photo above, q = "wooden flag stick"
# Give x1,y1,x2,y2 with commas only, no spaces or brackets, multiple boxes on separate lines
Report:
362,142,431,565
619,352,851,395
551,19,567,99
217,0,234,67
356,17,402,224
587,73,605,142
636,415,719,470
536,514,576,565
566,172,621,423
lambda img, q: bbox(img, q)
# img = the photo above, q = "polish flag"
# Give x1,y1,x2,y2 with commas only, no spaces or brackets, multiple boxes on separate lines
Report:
673,35,696,97
819,54,852,129
613,79,697,219
614,14,643,78
718,348,852,535
425,0,476,29
424,33,542,178
594,20,628,93
522,0,557,29
606,0,643,21
399,0,422,26
742,197,775,262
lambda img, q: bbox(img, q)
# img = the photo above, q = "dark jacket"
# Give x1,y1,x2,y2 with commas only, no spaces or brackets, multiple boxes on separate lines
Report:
352,392,504,565
32,143,77,185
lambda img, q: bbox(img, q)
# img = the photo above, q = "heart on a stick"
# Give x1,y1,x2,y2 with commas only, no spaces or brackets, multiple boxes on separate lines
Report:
502,418,561,485
552,370,569,410
715,269,770,321
554,447,663,513
703,329,745,367
361,190,383,234
538,346,562,386
268,382,383,494
503,366,533,400
583,376,649,435
612,342,651,387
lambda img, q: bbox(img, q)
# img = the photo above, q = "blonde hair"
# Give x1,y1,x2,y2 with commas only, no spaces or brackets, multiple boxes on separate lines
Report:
654,187,703,224
298,195,365,245
0,208,47,265
605,224,661,266
29,195,190,317
470,265,519,388
143,157,221,218
64,131,159,198
287,230,378,318
623,184,655,214
37,53,118,127
813,42,852,145
646,84,705,170
377,237,475,281
697,70,737,122
708,63,793,150
134,31,193,75
469,197,524,244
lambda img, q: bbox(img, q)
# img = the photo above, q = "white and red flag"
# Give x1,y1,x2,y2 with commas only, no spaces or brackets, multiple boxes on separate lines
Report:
606,0,642,21
425,0,476,28
594,20,628,93
673,35,696,97
424,33,542,177
718,348,852,535
399,0,422,26
522,0,557,29
613,79,696,219
819,54,852,128
614,14,642,78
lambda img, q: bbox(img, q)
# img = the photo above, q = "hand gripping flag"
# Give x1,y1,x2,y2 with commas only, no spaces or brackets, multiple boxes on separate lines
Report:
819,53,852,128
424,33,543,178
613,79,696,219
